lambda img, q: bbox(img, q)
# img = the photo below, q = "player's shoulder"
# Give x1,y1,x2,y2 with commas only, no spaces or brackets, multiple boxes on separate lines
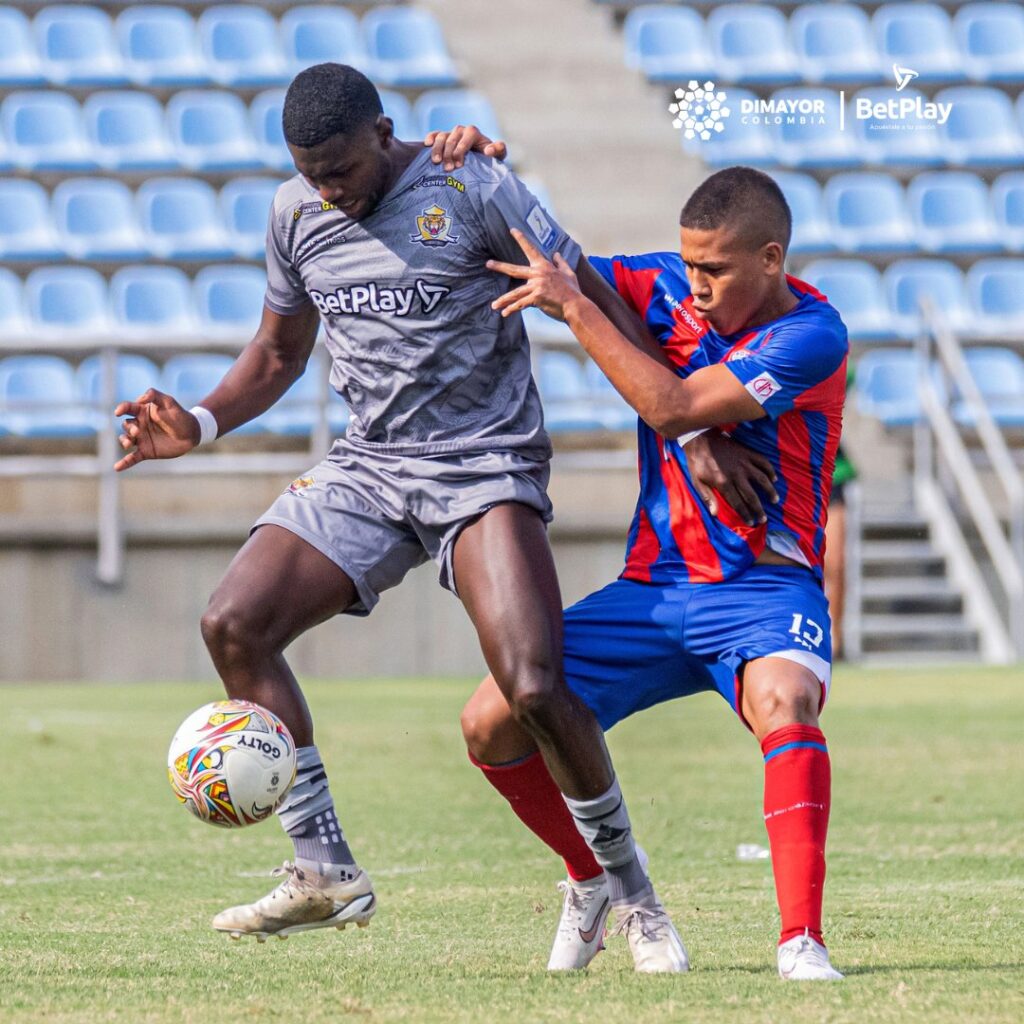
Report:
269,175,319,222
456,151,512,187
778,276,849,355
609,251,686,280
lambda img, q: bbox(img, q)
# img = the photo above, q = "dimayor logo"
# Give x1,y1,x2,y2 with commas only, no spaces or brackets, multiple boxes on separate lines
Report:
669,80,730,141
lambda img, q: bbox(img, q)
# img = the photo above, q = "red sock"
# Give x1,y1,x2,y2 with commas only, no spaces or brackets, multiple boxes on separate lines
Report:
760,723,831,946
469,751,602,882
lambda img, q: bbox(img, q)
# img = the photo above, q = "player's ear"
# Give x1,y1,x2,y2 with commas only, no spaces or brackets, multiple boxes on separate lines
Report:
762,241,785,274
375,114,395,145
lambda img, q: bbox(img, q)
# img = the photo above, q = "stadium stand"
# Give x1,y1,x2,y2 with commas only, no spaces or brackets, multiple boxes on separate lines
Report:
24,265,110,339
51,177,148,261
196,6,288,88
114,6,211,88
0,178,62,261
135,177,233,261
108,265,196,341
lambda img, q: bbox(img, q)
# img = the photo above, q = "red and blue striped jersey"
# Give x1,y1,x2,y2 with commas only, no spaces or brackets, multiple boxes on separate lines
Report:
590,251,848,584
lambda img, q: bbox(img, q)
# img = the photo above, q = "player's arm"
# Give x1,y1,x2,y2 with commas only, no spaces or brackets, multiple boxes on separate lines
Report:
113,303,320,472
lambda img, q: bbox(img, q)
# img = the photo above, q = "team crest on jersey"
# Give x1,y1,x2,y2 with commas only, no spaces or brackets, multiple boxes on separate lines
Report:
287,475,316,495
411,204,459,247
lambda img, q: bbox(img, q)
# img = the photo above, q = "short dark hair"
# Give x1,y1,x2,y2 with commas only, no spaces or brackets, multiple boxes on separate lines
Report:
282,63,384,149
680,166,792,253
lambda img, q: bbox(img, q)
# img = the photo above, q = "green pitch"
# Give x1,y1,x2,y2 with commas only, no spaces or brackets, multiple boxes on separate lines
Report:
2,668,1022,1023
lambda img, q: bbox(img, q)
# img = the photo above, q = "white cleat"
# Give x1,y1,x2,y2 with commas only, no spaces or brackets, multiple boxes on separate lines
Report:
777,930,844,981
212,861,376,942
547,874,612,971
613,900,690,974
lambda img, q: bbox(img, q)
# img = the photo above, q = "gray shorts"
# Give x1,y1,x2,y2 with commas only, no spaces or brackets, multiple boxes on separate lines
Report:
253,438,553,615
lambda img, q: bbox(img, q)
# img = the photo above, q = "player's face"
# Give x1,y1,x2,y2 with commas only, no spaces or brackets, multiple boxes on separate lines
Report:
289,118,393,221
679,226,783,336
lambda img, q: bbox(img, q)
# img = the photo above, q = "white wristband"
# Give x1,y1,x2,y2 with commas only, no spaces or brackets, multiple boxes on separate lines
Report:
189,405,219,446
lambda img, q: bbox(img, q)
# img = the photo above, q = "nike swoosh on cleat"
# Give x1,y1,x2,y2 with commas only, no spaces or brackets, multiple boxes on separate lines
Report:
577,898,610,944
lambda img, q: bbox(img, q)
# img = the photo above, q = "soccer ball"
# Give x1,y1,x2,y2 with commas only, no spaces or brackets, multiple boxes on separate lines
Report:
167,700,297,828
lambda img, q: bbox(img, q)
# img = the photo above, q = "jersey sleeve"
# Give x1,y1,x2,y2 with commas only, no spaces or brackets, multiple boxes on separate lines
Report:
470,158,582,269
723,319,849,418
264,205,310,315
587,253,678,319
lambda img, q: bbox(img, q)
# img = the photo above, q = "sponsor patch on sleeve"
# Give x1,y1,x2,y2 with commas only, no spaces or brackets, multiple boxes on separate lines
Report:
744,371,782,405
526,205,555,250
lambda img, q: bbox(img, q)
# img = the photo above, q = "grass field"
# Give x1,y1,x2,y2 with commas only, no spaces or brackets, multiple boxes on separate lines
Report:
2,667,1023,1023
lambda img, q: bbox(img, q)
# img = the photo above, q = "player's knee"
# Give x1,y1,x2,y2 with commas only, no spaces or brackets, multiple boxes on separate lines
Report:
505,676,562,737
460,700,510,760
200,597,276,663
746,677,820,735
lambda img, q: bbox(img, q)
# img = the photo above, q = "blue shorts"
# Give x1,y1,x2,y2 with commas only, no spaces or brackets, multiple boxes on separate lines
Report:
562,566,832,732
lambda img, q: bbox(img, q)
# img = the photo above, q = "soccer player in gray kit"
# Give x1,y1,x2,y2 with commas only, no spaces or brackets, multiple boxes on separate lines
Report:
113,64,686,972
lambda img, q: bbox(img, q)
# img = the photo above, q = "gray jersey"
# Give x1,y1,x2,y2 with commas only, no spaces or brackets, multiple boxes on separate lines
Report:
264,149,581,457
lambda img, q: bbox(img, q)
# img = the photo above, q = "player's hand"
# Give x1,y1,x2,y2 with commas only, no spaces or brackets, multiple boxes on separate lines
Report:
113,389,201,472
487,229,581,322
424,125,507,171
684,431,778,526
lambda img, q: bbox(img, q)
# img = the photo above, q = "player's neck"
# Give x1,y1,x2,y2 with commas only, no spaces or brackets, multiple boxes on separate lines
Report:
380,140,423,197
733,280,800,336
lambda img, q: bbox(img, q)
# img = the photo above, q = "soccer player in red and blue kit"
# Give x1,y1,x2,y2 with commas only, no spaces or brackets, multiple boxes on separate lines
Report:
455,165,848,979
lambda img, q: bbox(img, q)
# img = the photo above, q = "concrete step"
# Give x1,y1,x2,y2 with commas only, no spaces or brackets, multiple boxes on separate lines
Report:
861,513,931,543
860,613,980,653
860,577,963,615
856,649,983,667
861,540,946,577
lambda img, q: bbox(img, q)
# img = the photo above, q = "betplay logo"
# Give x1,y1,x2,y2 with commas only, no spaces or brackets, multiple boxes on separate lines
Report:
854,66,952,127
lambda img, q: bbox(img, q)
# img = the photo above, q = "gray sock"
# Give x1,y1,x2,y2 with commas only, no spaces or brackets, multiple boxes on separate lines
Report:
563,778,655,907
276,745,357,877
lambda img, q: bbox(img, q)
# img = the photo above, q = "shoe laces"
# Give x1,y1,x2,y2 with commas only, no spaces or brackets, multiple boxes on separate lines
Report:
269,861,320,901
786,929,831,969
612,904,670,945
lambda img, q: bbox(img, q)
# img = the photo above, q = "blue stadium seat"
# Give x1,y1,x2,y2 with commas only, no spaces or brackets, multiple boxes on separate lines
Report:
51,178,147,261
363,6,458,88
800,259,893,342
992,172,1024,252
75,353,161,407
938,87,1024,167
166,90,261,172
582,359,636,431
956,347,1024,427
680,87,777,167
769,88,857,169
197,6,287,88
906,172,1000,255
882,259,970,339
0,9,44,86
221,177,281,261
109,266,195,341
623,6,714,83
707,5,800,85
115,6,210,87
0,179,63,261
1,91,97,171
966,258,1024,335
850,87,943,169
0,354,100,437
790,4,882,84
193,265,266,340
34,5,128,86
872,3,963,83
161,353,234,408
414,90,503,142
537,351,607,433
281,6,372,77
953,3,1024,85
855,349,926,427
23,267,110,341
262,367,329,436
136,178,232,261
773,172,834,256
249,89,292,172
82,91,176,172
0,269,29,344
823,173,915,255
380,89,417,141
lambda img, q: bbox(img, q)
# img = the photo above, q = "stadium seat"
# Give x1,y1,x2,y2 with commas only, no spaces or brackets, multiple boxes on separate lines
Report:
1,91,97,171
0,354,100,437
136,178,232,261
855,349,927,427
938,87,1024,167
790,4,883,84
23,266,110,342
823,174,915,255
166,90,261,172
82,91,177,172
0,9,45,86
872,3,963,83
413,90,503,144
536,351,607,432
109,265,196,341
582,359,636,431
680,87,777,167
882,259,970,339
0,269,29,344
262,366,329,436
906,172,1000,255
965,258,1024,336
381,89,417,142
197,6,288,88
193,265,266,340
221,177,282,261
769,88,858,169
249,89,292,172
161,353,235,408
75,353,161,407
992,172,1024,252
622,6,714,83
34,5,128,86
707,5,800,85
800,259,893,342
0,179,63,261
850,87,943,169
773,172,834,255
953,3,1024,85
363,6,458,88
281,6,372,78
115,6,210,87
956,347,1024,427
51,178,147,261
